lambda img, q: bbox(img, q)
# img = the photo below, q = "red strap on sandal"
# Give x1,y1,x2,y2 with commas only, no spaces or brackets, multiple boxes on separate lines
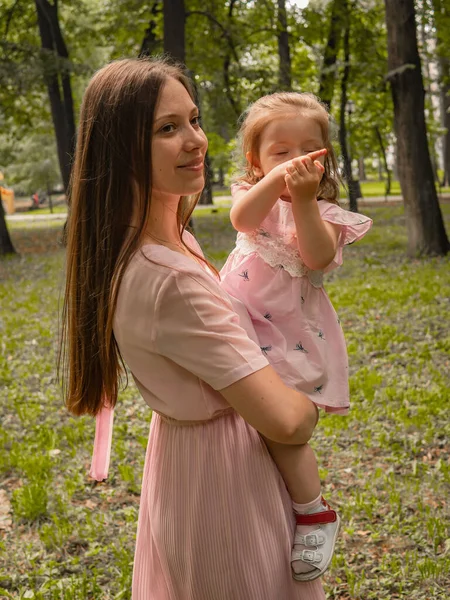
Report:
295,509,337,525
295,497,338,525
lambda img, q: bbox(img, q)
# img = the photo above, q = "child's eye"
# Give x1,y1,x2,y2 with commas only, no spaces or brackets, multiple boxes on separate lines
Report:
276,151,288,155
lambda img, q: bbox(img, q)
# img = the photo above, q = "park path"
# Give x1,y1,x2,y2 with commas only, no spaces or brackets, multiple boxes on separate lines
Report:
6,193,450,222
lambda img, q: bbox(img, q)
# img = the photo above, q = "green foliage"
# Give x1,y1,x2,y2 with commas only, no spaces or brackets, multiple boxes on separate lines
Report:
2,129,61,195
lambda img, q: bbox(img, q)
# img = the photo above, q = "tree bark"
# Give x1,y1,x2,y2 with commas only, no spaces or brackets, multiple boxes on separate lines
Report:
35,0,75,193
338,2,359,212
318,0,347,110
440,59,450,186
432,0,450,186
277,0,292,90
163,0,185,63
375,126,391,196
0,191,16,256
419,5,440,183
139,1,162,57
385,0,449,255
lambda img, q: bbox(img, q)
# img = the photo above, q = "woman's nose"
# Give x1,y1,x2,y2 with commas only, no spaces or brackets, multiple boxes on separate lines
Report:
185,126,208,152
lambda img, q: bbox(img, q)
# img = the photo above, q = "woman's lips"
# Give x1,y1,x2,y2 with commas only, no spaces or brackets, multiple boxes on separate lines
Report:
178,158,204,171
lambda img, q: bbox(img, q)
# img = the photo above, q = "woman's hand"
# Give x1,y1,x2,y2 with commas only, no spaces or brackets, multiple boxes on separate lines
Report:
285,149,327,203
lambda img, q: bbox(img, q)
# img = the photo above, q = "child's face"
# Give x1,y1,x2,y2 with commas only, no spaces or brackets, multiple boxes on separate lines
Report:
252,112,325,195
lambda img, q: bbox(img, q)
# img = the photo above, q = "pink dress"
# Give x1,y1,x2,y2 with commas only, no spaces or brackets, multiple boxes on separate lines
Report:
220,185,373,415
110,232,325,599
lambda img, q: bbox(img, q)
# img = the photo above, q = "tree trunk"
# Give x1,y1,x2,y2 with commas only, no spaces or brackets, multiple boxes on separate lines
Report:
318,0,347,110
432,0,450,186
0,191,16,256
222,1,241,118
419,5,440,183
139,1,162,57
385,0,449,256
375,126,392,196
338,2,359,212
277,0,292,90
198,153,213,205
358,157,366,181
218,166,225,187
440,63,450,186
163,0,185,63
35,0,75,193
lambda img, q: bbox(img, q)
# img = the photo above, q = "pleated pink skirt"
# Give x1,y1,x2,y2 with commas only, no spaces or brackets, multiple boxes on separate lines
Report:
132,411,325,599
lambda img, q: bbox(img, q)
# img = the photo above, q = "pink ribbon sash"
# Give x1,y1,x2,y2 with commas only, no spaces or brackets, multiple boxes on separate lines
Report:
89,405,114,481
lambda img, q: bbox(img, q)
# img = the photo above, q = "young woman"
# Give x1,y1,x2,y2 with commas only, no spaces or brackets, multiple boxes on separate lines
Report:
60,58,325,599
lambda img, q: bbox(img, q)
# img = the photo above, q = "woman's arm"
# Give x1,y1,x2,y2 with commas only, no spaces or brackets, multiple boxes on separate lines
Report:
286,154,341,271
219,366,319,445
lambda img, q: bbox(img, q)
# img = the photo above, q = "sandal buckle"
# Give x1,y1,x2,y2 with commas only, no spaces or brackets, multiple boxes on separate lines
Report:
301,549,323,564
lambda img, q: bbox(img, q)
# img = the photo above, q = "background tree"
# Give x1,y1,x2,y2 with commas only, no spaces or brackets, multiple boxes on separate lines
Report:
385,0,449,255
317,0,347,110
35,0,76,192
277,0,292,90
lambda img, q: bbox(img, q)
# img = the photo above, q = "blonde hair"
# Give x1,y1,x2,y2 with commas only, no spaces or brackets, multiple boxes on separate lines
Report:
235,92,341,204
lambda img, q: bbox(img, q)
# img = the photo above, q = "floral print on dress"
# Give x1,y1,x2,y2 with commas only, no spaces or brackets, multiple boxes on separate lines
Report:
220,188,373,415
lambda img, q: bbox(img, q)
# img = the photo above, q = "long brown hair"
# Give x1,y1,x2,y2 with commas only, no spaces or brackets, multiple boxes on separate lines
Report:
59,57,208,417
235,92,341,204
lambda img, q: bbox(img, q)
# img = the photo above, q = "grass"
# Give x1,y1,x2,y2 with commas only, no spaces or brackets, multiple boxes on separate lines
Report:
211,180,450,200
0,205,449,599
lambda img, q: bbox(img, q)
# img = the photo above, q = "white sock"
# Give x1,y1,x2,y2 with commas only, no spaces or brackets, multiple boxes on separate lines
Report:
292,494,324,574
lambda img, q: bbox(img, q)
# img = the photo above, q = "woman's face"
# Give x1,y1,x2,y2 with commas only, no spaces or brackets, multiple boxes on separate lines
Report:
151,78,208,199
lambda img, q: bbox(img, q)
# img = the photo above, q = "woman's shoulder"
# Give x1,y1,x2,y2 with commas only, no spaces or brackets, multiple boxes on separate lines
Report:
130,244,231,309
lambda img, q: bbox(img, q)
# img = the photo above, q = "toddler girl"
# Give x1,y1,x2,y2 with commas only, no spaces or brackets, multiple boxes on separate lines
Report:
220,92,372,581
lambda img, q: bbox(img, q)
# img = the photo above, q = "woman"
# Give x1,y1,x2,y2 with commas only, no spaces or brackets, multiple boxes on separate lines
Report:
61,57,325,599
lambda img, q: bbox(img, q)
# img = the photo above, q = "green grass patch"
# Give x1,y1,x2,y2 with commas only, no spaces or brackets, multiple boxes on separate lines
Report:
1,205,449,598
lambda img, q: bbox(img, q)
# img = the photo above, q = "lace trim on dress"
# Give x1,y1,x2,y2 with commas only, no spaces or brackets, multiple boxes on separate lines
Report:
236,229,324,287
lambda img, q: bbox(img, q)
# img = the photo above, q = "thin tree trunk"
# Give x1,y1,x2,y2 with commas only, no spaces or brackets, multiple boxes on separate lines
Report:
163,0,185,63
35,0,75,193
338,2,359,212
385,0,449,255
375,126,392,196
277,0,292,90
222,1,241,117
358,157,366,181
440,63,450,186
0,191,16,256
139,1,162,57
318,0,347,110
419,5,440,183
432,0,450,186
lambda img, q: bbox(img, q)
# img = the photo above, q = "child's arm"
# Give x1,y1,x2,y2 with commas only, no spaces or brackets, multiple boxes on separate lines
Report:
286,153,341,271
230,149,328,233
230,165,287,233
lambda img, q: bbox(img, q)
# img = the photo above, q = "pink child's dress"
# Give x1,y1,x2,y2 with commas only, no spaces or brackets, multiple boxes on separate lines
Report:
220,184,373,414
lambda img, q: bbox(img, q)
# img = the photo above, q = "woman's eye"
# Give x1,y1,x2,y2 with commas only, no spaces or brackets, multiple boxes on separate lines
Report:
191,116,201,126
160,123,176,133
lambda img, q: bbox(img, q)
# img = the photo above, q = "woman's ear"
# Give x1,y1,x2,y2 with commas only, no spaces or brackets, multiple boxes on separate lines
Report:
246,151,263,178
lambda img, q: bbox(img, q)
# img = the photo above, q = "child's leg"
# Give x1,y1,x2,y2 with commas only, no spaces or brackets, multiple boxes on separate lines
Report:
264,438,320,504
264,437,340,581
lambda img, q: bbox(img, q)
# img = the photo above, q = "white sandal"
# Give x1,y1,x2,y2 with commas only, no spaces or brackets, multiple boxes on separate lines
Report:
291,498,340,582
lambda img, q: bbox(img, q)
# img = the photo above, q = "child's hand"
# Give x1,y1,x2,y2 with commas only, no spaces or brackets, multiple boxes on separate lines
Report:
285,149,327,203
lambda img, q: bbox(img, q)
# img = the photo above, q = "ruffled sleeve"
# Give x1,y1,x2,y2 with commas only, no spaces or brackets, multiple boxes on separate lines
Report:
318,200,373,271
230,181,253,203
